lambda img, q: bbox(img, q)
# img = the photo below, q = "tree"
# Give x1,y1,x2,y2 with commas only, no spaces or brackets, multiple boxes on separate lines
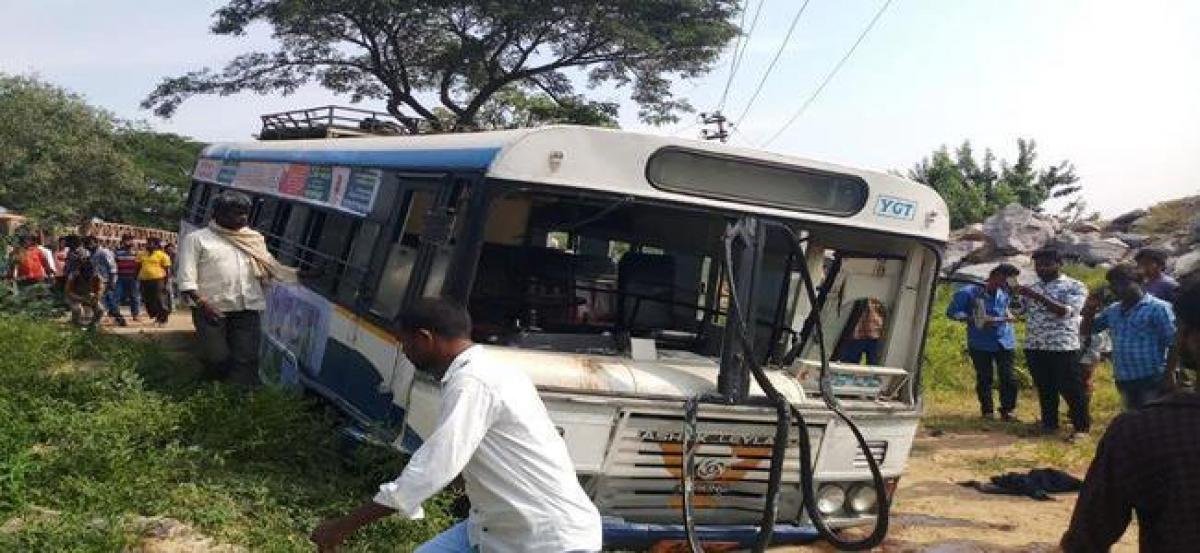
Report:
907,139,1080,228
0,74,202,229
471,87,619,129
142,0,739,133
115,128,206,228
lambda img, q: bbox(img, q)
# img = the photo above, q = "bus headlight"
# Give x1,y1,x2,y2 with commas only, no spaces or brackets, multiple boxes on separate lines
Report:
815,484,846,516
847,484,878,514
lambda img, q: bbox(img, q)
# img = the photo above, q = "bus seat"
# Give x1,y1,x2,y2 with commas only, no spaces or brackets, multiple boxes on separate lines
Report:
618,253,676,332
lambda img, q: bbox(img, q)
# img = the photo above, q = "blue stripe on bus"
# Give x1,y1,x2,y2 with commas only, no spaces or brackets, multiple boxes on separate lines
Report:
201,147,501,170
602,520,819,548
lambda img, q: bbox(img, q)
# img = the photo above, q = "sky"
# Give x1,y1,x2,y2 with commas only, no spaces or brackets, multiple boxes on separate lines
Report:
2,0,1197,217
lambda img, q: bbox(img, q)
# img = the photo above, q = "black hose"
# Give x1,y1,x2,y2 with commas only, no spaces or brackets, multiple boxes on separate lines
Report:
716,220,889,551
761,220,890,550
680,397,705,553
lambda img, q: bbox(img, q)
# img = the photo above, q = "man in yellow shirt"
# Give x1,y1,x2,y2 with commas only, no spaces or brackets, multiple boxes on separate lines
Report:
138,237,172,325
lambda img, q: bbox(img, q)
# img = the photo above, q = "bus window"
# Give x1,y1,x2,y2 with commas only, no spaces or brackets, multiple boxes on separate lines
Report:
277,204,311,267
307,213,357,294
298,210,327,270
370,190,435,319
337,221,382,305
187,182,212,225
184,182,203,224
251,195,279,231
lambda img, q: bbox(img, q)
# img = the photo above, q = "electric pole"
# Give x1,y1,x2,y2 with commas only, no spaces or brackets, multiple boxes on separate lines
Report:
700,111,729,143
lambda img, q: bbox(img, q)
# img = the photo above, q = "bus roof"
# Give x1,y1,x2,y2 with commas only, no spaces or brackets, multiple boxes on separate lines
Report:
199,126,949,243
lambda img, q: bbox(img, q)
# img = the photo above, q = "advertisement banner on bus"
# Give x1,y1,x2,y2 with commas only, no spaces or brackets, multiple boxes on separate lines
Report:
263,284,331,376
194,159,382,217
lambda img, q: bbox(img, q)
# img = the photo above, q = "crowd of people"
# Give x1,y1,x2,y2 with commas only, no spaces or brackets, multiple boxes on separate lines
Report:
949,247,1182,441
3,231,178,329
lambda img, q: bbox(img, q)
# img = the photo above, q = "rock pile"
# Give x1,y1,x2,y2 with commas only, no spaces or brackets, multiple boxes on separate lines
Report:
945,202,1200,284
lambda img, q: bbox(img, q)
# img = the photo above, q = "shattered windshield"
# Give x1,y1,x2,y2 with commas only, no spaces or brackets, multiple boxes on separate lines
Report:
467,187,920,366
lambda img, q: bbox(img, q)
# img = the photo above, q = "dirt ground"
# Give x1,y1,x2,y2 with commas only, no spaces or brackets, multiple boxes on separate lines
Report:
110,314,1136,552
773,430,1137,553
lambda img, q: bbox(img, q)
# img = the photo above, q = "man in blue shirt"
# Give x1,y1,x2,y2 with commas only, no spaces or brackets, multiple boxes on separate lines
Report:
947,263,1021,420
1082,264,1177,410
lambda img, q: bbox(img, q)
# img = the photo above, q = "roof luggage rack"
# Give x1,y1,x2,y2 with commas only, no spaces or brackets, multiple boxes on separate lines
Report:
258,106,420,140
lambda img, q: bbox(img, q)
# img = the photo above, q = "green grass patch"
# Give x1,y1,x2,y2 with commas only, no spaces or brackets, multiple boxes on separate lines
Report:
0,314,456,551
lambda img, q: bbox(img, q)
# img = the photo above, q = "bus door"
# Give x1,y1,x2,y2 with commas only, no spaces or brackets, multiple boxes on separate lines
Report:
356,174,459,447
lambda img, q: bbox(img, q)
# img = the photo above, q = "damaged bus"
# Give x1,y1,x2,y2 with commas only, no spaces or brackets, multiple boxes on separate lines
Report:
182,126,949,550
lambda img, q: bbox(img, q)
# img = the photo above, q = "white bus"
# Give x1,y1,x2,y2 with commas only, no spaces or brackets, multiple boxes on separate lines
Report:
183,126,948,550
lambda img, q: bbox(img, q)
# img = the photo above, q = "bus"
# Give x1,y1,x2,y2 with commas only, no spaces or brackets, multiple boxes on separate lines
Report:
182,126,949,550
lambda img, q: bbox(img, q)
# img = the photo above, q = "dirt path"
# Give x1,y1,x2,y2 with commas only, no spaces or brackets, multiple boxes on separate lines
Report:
108,313,1136,552
774,431,1137,552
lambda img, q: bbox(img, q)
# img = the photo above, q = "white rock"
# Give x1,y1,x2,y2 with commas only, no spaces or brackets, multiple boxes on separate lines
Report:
982,204,1056,254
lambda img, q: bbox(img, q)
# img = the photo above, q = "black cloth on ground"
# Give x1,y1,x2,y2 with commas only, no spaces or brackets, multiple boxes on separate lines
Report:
957,468,1083,501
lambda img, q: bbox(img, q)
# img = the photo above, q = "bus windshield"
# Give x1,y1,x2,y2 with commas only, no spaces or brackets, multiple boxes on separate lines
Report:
468,186,925,368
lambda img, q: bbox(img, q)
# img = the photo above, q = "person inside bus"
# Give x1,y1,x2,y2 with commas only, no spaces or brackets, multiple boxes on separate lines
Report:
1061,277,1200,552
310,299,602,553
176,191,296,384
838,298,887,365
946,263,1021,421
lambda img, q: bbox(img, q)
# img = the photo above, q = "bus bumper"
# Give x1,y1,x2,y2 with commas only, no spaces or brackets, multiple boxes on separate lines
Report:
602,519,820,549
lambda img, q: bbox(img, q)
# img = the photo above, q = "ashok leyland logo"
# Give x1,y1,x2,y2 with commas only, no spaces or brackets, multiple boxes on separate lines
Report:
875,196,917,220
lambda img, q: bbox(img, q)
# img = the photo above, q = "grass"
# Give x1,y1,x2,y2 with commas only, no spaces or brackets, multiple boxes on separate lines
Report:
0,314,457,551
1134,194,1199,236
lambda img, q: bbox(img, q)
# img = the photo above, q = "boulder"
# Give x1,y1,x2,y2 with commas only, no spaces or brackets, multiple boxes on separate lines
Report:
1106,209,1148,233
1053,231,1130,265
1148,236,1191,256
943,239,989,273
1070,221,1103,233
1175,248,1200,282
1190,215,1200,245
952,255,1037,286
950,223,987,242
1111,232,1150,249
982,204,1056,255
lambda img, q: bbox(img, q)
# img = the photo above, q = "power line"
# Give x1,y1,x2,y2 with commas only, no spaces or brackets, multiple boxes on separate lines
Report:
761,0,895,148
720,0,751,100
717,0,769,110
730,0,813,129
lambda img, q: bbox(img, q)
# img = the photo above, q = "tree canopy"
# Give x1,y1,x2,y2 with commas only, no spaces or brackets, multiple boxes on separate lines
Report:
907,139,1081,229
143,0,739,133
0,74,203,230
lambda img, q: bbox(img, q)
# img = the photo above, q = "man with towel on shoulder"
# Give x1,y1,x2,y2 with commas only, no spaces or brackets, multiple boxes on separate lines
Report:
176,191,297,384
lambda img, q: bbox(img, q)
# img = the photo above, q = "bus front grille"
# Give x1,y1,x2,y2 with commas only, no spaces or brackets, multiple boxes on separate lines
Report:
592,411,824,524
852,441,888,469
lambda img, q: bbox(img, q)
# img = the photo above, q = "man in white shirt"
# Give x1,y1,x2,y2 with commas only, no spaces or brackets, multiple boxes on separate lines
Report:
310,299,602,553
176,191,294,384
